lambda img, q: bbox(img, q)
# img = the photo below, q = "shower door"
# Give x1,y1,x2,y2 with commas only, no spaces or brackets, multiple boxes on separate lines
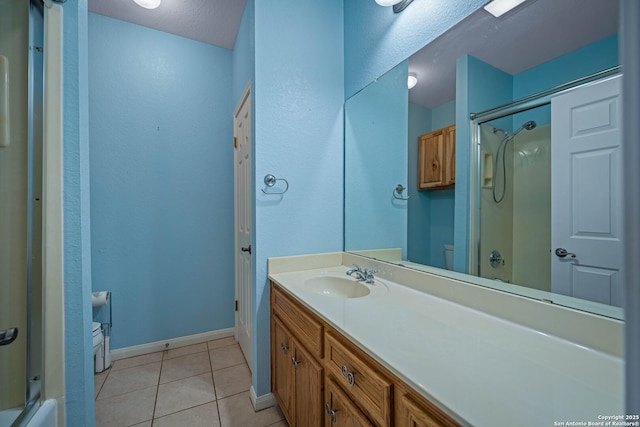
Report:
0,0,44,424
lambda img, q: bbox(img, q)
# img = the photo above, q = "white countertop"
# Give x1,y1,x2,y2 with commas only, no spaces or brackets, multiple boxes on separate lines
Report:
269,263,624,427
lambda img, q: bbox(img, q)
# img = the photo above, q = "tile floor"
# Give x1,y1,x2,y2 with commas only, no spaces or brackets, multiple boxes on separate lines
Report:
94,337,288,427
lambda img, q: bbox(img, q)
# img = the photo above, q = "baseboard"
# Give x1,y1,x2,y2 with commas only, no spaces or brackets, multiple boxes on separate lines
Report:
110,328,235,361
250,386,276,411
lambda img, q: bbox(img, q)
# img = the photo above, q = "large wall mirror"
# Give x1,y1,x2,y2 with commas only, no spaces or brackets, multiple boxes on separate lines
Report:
344,0,623,319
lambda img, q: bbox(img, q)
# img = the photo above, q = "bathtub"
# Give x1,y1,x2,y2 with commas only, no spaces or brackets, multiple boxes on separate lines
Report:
24,400,57,427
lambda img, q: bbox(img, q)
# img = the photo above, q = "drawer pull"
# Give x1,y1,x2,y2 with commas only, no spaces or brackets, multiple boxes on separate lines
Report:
280,343,288,353
341,364,355,386
291,357,300,368
325,403,337,423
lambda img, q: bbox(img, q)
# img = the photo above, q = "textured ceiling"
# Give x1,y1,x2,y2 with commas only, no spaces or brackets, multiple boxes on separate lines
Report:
88,0,247,49
408,0,618,108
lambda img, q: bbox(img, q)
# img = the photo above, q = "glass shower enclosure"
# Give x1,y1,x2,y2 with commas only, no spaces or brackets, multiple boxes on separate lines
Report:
477,106,552,291
0,0,45,425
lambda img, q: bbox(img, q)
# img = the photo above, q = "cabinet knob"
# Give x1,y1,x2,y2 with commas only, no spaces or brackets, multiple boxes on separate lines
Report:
280,343,288,354
325,403,337,423
291,357,300,368
341,365,356,386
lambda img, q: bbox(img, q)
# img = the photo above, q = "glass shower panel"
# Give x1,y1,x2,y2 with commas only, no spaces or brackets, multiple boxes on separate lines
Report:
0,0,44,424
478,105,552,291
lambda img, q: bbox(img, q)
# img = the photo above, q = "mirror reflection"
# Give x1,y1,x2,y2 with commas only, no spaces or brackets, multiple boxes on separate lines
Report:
344,0,622,319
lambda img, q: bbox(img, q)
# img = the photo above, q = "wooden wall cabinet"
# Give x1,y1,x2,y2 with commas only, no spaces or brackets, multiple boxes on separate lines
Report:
418,125,456,190
271,281,460,427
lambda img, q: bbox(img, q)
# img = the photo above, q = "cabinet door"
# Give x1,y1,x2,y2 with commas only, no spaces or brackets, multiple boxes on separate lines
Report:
272,316,294,422
443,126,456,186
293,339,324,427
418,131,444,189
397,393,458,427
325,378,374,427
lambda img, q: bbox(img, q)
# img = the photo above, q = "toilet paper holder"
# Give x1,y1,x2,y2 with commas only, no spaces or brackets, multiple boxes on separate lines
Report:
92,291,112,337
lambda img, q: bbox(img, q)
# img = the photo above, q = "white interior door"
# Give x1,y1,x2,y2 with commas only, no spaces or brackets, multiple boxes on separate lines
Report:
234,85,252,368
551,75,623,306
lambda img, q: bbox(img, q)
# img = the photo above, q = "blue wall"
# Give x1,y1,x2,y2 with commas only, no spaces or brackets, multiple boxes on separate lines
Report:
345,61,408,255
232,0,255,104
428,101,456,268
455,55,513,272
512,34,619,128
89,14,235,349
253,0,344,396
407,100,455,268
407,102,432,264
344,0,486,98
432,100,456,130
62,0,95,425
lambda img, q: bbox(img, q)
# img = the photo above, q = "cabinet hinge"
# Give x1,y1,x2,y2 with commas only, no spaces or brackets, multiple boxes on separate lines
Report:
235,300,238,311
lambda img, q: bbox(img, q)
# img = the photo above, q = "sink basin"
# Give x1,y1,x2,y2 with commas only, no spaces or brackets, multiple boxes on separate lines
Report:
302,276,370,299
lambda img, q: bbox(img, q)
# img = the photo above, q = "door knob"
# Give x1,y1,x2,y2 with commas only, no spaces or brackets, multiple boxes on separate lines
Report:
555,248,576,258
241,245,251,255
0,327,18,346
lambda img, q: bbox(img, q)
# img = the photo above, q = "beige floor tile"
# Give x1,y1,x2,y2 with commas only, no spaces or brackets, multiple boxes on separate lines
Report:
111,351,163,371
209,344,246,372
95,385,156,427
97,362,161,399
212,364,251,399
153,402,220,427
160,351,211,384
207,337,236,351
164,342,208,360
266,421,288,427
130,423,152,427
218,392,284,427
155,373,216,418
94,370,109,398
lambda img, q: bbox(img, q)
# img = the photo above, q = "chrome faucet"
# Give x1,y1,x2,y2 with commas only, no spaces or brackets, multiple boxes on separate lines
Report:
346,263,377,284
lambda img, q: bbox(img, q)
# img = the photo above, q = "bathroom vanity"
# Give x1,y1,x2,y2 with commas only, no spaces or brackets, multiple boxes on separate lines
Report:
268,252,623,427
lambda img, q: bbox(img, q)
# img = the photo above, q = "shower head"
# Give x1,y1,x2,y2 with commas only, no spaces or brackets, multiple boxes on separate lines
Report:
494,120,537,142
510,120,537,139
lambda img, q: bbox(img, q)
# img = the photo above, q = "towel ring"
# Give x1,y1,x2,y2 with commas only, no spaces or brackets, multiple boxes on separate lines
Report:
262,174,289,195
393,184,410,200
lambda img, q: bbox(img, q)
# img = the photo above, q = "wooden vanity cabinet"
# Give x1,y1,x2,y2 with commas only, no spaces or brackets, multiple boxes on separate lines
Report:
272,317,294,419
271,284,324,427
324,332,393,426
395,387,459,427
271,281,460,427
418,125,456,190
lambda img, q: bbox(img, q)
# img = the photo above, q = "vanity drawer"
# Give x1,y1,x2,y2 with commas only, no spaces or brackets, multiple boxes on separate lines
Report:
271,282,323,358
324,332,392,427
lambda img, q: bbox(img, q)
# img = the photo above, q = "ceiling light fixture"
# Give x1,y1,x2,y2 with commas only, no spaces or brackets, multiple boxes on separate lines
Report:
483,0,527,17
407,73,418,89
133,0,161,10
375,0,414,13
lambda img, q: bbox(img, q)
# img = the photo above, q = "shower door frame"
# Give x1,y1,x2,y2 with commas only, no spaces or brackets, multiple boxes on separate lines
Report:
468,66,621,292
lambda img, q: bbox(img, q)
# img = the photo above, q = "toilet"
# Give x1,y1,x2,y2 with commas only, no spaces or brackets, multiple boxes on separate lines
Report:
92,322,105,373
444,244,454,270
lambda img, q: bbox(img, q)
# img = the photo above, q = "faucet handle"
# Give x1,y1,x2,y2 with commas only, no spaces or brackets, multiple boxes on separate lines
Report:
363,268,377,284
351,263,362,271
